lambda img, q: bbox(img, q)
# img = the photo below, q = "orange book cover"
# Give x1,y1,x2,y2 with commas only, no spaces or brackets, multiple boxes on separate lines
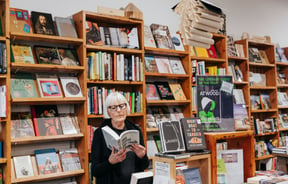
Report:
169,83,186,100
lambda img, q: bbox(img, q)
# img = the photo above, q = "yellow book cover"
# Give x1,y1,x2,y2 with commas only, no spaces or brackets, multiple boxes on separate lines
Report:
194,47,209,58
169,83,186,100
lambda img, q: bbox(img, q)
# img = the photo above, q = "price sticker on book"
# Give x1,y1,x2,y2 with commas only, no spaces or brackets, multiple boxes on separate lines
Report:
220,80,233,94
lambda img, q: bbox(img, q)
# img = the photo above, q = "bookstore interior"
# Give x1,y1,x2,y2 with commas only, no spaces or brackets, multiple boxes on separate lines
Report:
1,0,288,183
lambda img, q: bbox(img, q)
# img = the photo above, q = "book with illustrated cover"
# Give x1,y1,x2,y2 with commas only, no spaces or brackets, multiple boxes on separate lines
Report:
207,45,218,58
59,76,83,97
183,167,202,184
31,11,56,35
150,106,171,124
277,69,287,84
11,45,35,64
235,44,245,58
158,121,185,153
276,47,288,62
55,17,78,38
13,155,34,178
144,55,158,73
10,8,32,34
144,25,156,48
233,104,250,131
279,113,288,128
171,33,185,51
169,57,186,74
57,48,80,66
169,83,186,100
234,65,243,82
249,48,262,63
260,93,272,109
155,56,172,73
59,114,79,135
86,21,103,45
250,94,261,110
59,148,81,172
258,50,270,64
227,35,238,57
249,72,266,87
11,111,35,138
154,81,174,100
145,83,160,100
34,46,61,65
150,24,174,50
180,118,206,151
10,73,38,98
36,74,62,98
233,88,245,105
194,47,209,58
102,125,139,152
278,92,288,106
34,148,61,175
31,105,63,136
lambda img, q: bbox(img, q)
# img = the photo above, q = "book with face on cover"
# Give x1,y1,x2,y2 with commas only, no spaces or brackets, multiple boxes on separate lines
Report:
31,11,56,35
101,125,139,152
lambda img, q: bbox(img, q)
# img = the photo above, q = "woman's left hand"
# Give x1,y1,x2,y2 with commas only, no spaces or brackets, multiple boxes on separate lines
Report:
130,144,146,158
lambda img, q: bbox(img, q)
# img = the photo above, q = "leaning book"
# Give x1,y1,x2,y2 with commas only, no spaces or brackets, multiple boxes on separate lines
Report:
59,148,81,172
101,125,139,152
10,74,38,98
13,155,34,178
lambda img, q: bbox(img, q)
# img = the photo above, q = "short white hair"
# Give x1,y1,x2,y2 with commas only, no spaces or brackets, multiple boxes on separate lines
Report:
103,91,131,119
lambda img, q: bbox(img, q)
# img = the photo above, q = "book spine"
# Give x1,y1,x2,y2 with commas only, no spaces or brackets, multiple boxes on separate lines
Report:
31,106,40,136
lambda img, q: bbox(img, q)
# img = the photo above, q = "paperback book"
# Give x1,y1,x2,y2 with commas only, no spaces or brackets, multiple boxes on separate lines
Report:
34,148,61,175
11,111,35,138
10,8,32,34
10,73,38,98
13,155,34,178
55,17,78,38
154,81,174,100
59,148,81,172
11,45,35,64
60,76,83,97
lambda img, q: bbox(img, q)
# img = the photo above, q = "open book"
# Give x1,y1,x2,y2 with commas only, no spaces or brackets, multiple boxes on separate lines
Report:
102,125,139,152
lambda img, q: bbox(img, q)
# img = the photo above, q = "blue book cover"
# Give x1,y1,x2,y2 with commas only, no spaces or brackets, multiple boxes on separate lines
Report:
183,167,202,184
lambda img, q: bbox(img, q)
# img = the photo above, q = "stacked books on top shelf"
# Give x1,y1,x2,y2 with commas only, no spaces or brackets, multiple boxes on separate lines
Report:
11,104,80,139
12,147,81,179
10,8,78,38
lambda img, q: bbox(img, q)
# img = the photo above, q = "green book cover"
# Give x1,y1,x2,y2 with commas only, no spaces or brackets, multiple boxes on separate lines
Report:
0,17,3,36
10,74,38,98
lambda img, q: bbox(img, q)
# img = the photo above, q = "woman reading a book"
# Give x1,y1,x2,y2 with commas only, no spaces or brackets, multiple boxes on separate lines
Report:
91,92,149,184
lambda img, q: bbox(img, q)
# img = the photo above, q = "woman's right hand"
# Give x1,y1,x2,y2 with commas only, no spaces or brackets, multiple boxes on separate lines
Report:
108,147,127,164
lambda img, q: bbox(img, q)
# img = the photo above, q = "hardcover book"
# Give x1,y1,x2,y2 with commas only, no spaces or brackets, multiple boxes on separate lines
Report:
158,121,185,153
101,125,139,152
31,105,63,136
59,148,81,172
144,25,156,48
171,33,185,51
57,48,80,66
145,83,160,100
13,155,34,178
233,104,250,131
169,57,186,74
155,56,172,73
249,48,262,63
183,167,202,184
180,118,206,151
260,93,272,109
144,55,158,73
34,148,61,175
86,21,103,45
169,83,186,100
10,8,32,34
150,23,174,50
196,75,234,132
36,74,62,98
11,111,35,138
59,76,83,97
250,94,261,110
55,17,78,38
34,46,61,65
59,114,79,135
31,11,56,35
154,81,174,100
10,73,38,98
11,45,35,64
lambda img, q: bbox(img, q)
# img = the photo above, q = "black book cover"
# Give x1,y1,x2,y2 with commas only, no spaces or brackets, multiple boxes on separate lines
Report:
154,81,174,100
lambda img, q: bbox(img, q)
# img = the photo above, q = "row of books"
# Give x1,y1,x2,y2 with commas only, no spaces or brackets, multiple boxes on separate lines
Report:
87,87,142,115
11,74,83,98
87,52,143,81
253,118,278,135
191,45,221,58
10,8,78,38
0,43,6,74
87,21,139,49
227,36,245,58
255,140,271,158
88,125,97,150
248,171,288,184
0,85,6,118
250,93,272,110
12,148,81,179
11,105,80,139
193,60,226,76
11,45,80,66
258,157,277,171
144,55,186,74
146,82,186,101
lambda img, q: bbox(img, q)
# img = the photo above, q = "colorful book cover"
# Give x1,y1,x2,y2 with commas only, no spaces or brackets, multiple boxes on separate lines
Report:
31,105,63,136
11,111,35,138
10,73,38,98
34,148,61,175
60,76,83,97
31,11,56,35
196,75,234,132
34,46,61,65
36,74,62,98
233,104,250,131
86,21,103,45
144,55,158,73
154,81,174,100
9,8,32,34
145,83,160,100
11,45,35,64
150,23,174,50
169,83,186,100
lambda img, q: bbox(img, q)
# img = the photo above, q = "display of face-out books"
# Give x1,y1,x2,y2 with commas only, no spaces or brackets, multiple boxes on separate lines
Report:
59,114,79,135
59,76,83,97
10,73,38,98
233,104,250,131
86,21,103,45
36,74,62,98
171,33,185,51
59,148,81,172
31,11,56,35
158,121,185,153
154,56,172,74
249,72,266,87
34,148,61,175
11,45,35,64
169,83,186,100
144,25,156,48
180,118,206,151
168,57,186,74
154,81,174,100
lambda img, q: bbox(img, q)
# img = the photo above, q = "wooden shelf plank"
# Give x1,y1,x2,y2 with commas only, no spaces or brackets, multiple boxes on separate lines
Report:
145,72,189,79
11,97,86,105
11,134,84,145
144,47,189,56
277,84,288,88
204,130,254,139
255,154,275,161
0,158,7,164
278,106,288,109
279,128,288,132
190,57,226,63
254,132,278,137
146,100,190,106
11,63,84,73
86,45,142,54
250,109,277,113
10,32,83,45
11,169,84,183
234,81,249,85
86,80,143,85
276,61,288,66
146,128,159,133
0,118,7,122
248,40,274,47
249,86,276,90
228,56,248,61
0,74,6,79
249,62,274,67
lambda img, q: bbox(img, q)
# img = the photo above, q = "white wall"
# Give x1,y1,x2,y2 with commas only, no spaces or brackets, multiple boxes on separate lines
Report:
10,0,288,47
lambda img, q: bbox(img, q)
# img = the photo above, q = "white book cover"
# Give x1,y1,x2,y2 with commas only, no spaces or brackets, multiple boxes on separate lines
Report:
147,140,159,157
60,76,83,97
13,155,34,178
59,114,78,134
155,56,172,74
217,149,244,184
144,25,156,48
171,33,185,51
130,171,153,184
169,57,186,74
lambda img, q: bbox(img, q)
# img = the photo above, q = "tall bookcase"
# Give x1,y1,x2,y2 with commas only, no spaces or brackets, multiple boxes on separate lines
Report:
0,0,11,183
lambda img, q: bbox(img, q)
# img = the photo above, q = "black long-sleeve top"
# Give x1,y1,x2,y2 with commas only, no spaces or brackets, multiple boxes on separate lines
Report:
91,119,149,184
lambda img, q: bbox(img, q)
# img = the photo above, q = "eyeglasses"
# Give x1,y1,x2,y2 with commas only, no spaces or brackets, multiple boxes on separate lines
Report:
108,103,127,112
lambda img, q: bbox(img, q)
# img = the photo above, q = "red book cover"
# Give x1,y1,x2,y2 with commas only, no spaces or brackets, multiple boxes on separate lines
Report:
31,106,40,136
207,45,217,58
93,87,97,114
